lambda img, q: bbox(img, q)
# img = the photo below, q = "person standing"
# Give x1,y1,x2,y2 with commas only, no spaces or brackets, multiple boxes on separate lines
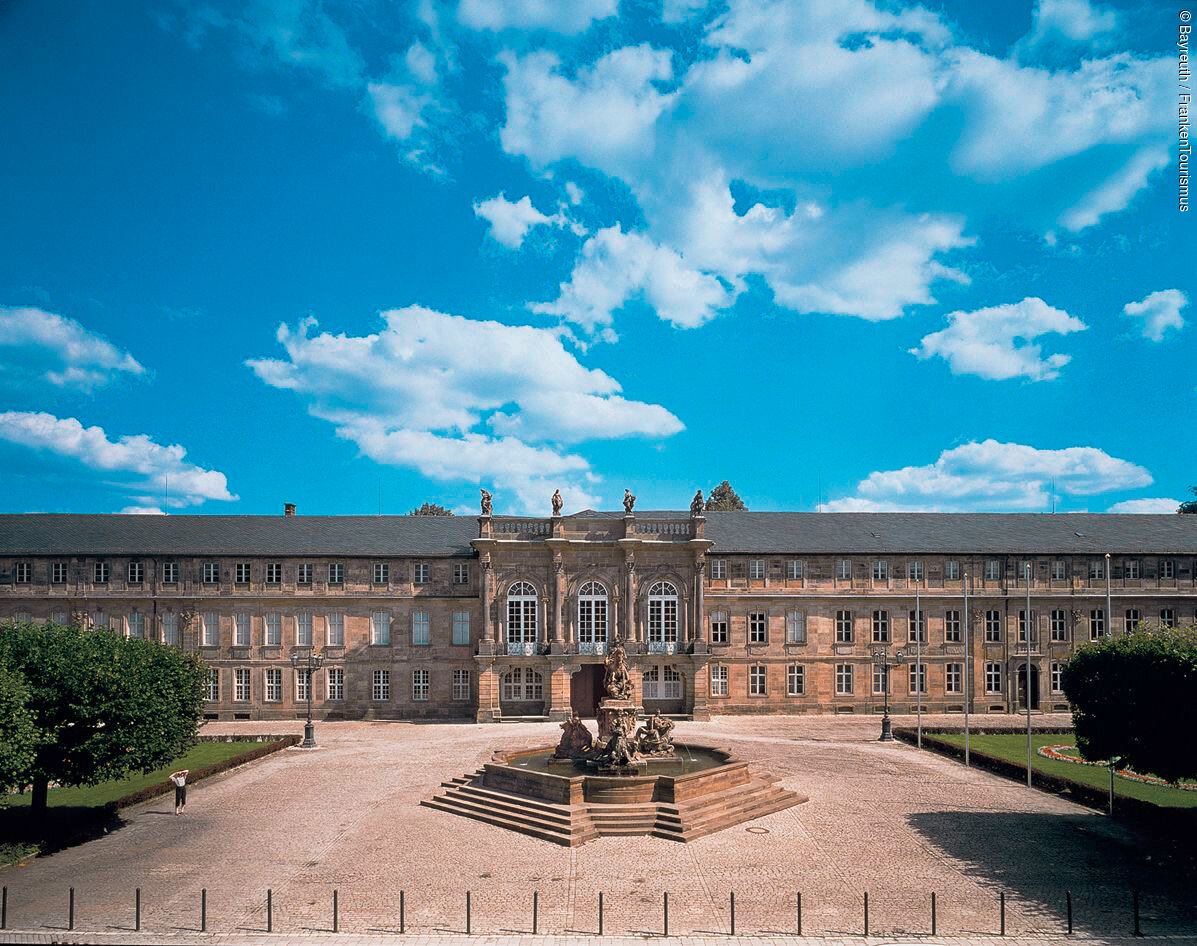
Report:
169,769,189,815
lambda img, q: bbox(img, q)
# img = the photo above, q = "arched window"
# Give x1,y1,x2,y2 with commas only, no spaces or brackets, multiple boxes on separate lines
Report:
506,581,538,644
578,580,608,645
501,667,544,702
647,580,678,645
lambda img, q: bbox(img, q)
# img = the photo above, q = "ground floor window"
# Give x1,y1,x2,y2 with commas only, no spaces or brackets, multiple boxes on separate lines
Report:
452,611,470,645
412,668,429,701
502,667,543,702
835,610,853,643
203,611,220,647
710,665,728,696
908,662,927,694
234,668,250,702
128,613,146,639
872,610,889,643
748,612,768,644
1050,661,1064,694
296,669,310,702
372,669,391,701
327,612,344,647
453,669,470,700
786,664,804,696
162,612,179,646
872,664,888,695
206,668,219,702
835,663,853,695
1124,609,1141,633
265,668,282,702
710,611,729,644
944,610,961,642
327,667,344,701
1089,609,1106,640
785,611,806,644
749,664,767,696
985,662,1002,694
1050,609,1068,641
1160,608,1176,628
643,664,682,700
945,662,963,694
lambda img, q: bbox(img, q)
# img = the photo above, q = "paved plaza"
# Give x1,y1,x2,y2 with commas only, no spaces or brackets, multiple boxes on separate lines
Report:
3,714,1195,944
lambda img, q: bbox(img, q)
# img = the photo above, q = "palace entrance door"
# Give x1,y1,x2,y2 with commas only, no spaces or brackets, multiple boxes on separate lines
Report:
1017,663,1041,711
570,664,607,717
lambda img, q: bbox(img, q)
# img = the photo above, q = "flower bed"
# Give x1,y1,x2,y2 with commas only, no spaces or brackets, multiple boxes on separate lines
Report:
1038,744,1197,792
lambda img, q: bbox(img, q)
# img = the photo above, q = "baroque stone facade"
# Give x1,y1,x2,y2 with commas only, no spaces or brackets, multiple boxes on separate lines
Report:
2,508,1196,723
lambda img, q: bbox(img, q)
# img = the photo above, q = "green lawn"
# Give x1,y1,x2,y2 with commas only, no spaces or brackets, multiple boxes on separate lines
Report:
3,740,259,809
935,732,1197,809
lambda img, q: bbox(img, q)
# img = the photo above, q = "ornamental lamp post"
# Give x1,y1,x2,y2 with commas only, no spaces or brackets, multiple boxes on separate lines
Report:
290,647,325,749
871,646,906,741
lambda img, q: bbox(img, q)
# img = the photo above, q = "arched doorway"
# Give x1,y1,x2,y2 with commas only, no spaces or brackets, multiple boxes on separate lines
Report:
1017,663,1040,710
570,664,607,717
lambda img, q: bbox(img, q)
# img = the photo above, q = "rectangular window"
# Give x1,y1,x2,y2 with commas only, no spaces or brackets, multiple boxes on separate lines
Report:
835,663,854,695
202,612,220,647
234,613,251,646
710,665,729,696
944,609,961,642
162,561,178,583
785,611,806,644
1088,560,1104,580
786,560,803,580
373,563,389,585
1124,559,1141,580
266,612,282,646
412,668,430,701
835,609,853,643
127,613,146,639
127,560,143,584
907,561,923,581
985,610,1002,643
945,662,963,694
12,562,29,583
235,562,251,583
326,612,344,646
1050,661,1064,694
1160,608,1176,628
372,610,391,645
1018,610,1036,643
412,610,431,645
296,670,310,703
786,664,804,696
163,613,179,646
95,561,110,583
908,662,927,694
328,563,344,584
873,560,888,581
1089,609,1106,640
748,612,768,644
944,560,960,580
327,666,344,701
51,562,67,583
908,609,926,643
234,668,250,702
296,612,313,646
1051,609,1069,642
453,562,469,584
837,559,852,581
51,611,68,627
93,611,108,629
985,662,1002,694
297,564,313,585
1124,608,1140,633
710,611,729,644
414,563,429,585
1051,560,1067,581
749,664,767,696
709,559,726,580
206,669,219,702
450,668,469,701
872,609,889,643
202,562,218,584
1160,559,1176,580
873,664,889,695
265,563,282,584
452,611,470,645
265,668,282,702
984,560,1001,581
372,669,391,701
748,560,765,581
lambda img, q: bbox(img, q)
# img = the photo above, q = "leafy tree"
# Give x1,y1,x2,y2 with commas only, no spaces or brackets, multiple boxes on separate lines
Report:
0,666,39,794
409,502,454,516
705,480,747,511
0,622,207,813
1062,622,1197,783
1178,486,1197,514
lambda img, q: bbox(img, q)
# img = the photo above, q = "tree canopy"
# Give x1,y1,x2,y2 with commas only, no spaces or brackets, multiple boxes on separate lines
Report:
1178,486,1197,514
705,480,747,511
0,666,38,795
0,622,208,812
1061,622,1197,783
409,502,454,516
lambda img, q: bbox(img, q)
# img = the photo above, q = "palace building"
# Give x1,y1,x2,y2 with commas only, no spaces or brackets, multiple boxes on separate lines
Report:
2,506,1195,722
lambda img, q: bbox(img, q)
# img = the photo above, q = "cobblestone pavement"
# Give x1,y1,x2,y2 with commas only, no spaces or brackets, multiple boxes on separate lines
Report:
3,714,1194,946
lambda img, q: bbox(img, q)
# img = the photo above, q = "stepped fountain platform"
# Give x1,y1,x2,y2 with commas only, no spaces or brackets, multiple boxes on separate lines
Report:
421,743,806,846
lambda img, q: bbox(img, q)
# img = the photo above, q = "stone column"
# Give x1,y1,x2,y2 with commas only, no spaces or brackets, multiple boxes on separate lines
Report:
624,557,638,643
480,557,493,645
693,554,706,646
553,557,566,645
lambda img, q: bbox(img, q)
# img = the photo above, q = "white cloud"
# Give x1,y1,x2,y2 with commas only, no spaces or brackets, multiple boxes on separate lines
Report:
565,181,584,205
1106,497,1181,514
0,411,235,507
1058,146,1170,232
531,226,732,335
474,193,570,248
1122,289,1189,342
246,306,683,512
119,505,168,515
216,0,365,88
1017,0,1120,57
910,297,1088,381
819,439,1152,512
457,0,617,34
368,81,431,142
0,306,145,392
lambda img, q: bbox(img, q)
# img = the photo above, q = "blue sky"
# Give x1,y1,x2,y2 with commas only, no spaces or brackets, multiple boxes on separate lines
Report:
0,0,1192,517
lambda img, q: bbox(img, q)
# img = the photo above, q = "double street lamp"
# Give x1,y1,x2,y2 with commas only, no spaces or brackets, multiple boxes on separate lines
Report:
290,647,325,749
870,646,906,741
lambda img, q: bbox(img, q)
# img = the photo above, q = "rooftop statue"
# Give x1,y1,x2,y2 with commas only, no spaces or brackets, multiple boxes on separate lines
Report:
551,489,563,516
479,488,492,516
623,488,636,514
690,489,704,517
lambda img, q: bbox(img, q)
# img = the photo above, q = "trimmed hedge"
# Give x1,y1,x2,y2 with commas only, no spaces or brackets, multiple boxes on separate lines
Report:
100,735,300,812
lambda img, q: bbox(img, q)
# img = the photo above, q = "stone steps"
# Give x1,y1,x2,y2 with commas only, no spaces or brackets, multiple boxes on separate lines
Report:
421,786,597,846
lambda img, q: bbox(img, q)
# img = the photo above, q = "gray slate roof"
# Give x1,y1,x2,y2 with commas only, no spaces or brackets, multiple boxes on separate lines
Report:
0,512,1194,557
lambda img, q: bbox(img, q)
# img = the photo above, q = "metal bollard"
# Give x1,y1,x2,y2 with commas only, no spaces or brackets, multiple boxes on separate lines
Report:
135,887,141,932
267,889,272,933
598,891,604,936
466,890,471,935
69,887,74,931
1066,890,1072,934
999,891,1005,936
863,891,869,937
532,890,538,935
1133,890,1142,937
730,891,735,936
796,891,802,936
333,889,339,933
663,891,669,937
201,888,207,933
1,885,6,930
931,891,936,936
400,890,405,934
